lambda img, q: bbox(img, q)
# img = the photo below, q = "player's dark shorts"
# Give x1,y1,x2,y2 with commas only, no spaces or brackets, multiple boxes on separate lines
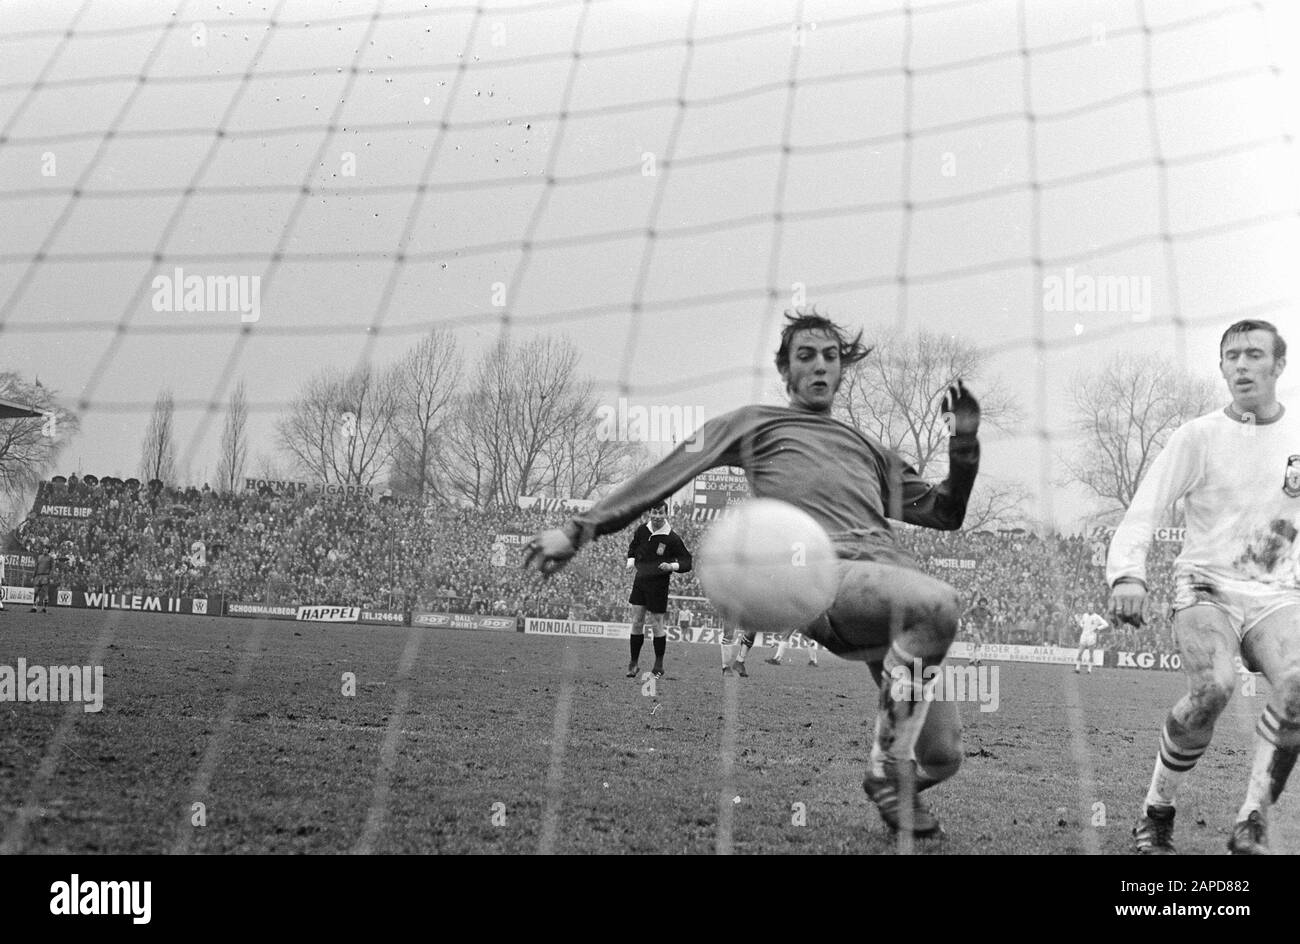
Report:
629,578,669,614
801,543,960,662
33,575,51,588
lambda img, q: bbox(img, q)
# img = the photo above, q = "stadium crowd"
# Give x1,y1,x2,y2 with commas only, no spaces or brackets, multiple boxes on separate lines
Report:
19,476,1176,652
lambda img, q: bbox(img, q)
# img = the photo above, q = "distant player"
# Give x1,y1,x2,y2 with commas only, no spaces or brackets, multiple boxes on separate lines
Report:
624,503,693,679
1073,612,1108,674
721,623,755,677
766,631,819,666
31,548,53,614
1111,320,1300,855
676,606,693,636
0,552,6,611
963,596,992,667
526,309,981,837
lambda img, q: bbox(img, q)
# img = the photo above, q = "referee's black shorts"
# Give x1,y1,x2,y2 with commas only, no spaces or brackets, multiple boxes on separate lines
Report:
629,578,669,615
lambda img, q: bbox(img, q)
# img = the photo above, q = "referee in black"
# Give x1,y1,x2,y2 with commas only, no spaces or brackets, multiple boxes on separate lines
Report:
625,502,692,679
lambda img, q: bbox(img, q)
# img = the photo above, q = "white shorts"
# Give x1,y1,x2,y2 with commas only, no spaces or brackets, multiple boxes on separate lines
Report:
1173,572,1300,641
1078,630,1098,648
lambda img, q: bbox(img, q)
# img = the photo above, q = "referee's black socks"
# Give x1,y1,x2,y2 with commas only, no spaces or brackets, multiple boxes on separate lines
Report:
630,633,645,664
652,635,666,667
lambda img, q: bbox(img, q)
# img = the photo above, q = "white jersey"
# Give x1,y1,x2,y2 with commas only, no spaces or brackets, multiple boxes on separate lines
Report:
1076,612,1106,645
1107,406,1300,590
1076,613,1107,634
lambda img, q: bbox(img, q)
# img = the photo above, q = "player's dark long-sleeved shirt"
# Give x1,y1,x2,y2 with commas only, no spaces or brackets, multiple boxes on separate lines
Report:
569,403,979,567
626,524,693,583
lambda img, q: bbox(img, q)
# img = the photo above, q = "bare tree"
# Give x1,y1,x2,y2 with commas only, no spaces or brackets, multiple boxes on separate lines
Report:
215,380,249,493
438,336,607,509
278,366,401,485
538,381,651,500
0,373,80,524
960,477,1034,531
252,453,286,481
389,330,462,501
139,390,176,483
835,329,1020,476
1061,354,1218,517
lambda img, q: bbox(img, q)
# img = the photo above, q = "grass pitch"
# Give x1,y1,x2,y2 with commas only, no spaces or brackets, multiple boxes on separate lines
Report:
1,608,1294,854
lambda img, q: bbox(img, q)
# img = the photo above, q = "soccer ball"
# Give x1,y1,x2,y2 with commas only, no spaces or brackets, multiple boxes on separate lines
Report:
698,498,838,636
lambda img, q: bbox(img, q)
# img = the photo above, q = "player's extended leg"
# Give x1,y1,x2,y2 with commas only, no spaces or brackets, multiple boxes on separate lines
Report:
865,660,963,790
720,624,736,675
1231,605,1300,854
814,560,961,760
767,635,788,666
628,605,648,677
649,612,668,678
1133,604,1239,854
915,697,962,789
735,631,755,677
806,560,961,836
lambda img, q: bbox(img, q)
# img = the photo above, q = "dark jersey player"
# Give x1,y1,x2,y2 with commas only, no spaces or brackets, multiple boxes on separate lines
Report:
963,597,992,666
525,309,981,838
625,502,693,679
32,550,54,613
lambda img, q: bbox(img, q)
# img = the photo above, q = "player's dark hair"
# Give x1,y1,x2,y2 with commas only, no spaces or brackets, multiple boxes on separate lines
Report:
773,307,872,376
1220,319,1286,360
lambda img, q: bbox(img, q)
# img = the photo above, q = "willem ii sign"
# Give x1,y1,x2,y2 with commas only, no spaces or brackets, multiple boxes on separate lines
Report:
59,591,212,615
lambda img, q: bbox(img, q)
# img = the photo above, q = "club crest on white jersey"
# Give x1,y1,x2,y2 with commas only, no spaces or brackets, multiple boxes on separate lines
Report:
1284,455,1300,498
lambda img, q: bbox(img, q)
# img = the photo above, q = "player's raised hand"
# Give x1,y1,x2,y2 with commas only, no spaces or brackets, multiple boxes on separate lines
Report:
942,379,980,436
1109,581,1147,625
523,528,576,576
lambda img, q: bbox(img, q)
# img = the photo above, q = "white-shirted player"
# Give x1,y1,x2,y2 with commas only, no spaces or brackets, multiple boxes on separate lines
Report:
766,630,819,666
1073,612,1107,674
1110,319,1300,855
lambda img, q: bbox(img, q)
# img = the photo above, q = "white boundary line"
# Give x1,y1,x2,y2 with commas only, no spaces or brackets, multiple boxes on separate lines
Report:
537,641,579,855
1060,668,1102,854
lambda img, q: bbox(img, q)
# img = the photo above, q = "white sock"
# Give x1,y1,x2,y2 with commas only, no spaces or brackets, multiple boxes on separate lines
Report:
877,643,938,768
1144,718,1206,809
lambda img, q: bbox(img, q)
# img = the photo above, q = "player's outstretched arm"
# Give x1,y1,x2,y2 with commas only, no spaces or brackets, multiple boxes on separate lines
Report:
897,380,981,530
524,411,748,576
1105,422,1198,589
522,521,585,576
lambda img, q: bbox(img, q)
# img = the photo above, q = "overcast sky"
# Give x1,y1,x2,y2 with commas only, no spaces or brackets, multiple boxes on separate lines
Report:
2,0,1298,531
